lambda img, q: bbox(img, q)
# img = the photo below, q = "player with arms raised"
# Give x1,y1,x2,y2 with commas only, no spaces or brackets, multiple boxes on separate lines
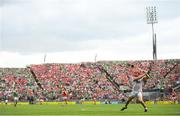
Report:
121,64,148,112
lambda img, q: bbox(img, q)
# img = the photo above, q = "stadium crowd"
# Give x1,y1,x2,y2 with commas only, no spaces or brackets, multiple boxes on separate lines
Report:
0,59,180,103
0,68,39,102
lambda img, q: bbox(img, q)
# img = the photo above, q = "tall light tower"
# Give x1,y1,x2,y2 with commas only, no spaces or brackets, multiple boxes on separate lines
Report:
146,6,158,60
94,53,97,62
43,53,47,63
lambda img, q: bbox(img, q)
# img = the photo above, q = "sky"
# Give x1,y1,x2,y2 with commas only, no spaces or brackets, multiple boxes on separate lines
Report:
0,0,179,67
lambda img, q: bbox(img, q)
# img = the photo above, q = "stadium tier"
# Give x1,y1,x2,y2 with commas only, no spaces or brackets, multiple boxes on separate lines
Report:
0,59,180,103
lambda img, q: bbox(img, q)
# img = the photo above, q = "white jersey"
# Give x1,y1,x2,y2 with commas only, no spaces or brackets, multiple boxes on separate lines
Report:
132,79,143,92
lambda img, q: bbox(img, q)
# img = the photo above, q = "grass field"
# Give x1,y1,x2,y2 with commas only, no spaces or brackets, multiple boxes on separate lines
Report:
0,104,180,116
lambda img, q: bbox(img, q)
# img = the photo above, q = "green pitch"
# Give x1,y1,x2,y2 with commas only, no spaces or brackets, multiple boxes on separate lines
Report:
0,104,180,116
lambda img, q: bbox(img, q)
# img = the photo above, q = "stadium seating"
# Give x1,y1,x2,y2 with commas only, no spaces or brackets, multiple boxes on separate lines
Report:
0,68,39,101
0,59,179,102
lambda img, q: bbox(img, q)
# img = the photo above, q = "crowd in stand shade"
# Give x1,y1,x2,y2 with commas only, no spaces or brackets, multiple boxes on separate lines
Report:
0,59,180,103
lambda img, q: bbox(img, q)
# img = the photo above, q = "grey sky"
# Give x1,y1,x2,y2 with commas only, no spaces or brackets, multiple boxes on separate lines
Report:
0,0,179,67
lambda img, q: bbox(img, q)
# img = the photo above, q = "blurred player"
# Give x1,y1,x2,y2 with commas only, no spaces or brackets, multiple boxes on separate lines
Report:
13,90,19,107
27,89,34,104
3,91,9,105
62,88,68,104
121,64,148,112
39,94,44,105
171,89,177,104
93,93,97,105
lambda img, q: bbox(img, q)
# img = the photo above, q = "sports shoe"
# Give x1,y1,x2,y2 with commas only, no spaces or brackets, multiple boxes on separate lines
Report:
121,106,127,111
144,108,148,112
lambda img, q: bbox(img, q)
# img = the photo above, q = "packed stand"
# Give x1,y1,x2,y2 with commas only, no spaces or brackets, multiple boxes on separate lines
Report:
0,68,39,102
0,59,180,102
30,59,180,101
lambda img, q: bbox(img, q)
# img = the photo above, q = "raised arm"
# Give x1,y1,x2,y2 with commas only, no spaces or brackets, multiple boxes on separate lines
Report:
133,73,146,81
